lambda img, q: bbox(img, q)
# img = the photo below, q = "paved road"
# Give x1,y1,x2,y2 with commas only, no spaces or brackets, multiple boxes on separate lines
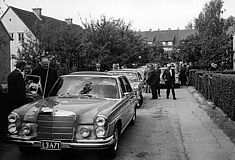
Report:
1,87,235,160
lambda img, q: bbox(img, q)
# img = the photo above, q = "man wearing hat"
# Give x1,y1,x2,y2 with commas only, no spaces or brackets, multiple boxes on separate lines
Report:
162,63,177,100
7,60,27,111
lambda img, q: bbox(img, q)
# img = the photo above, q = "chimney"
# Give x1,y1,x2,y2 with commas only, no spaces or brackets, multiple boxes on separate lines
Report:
32,8,42,18
168,28,171,30
65,18,73,25
149,29,152,32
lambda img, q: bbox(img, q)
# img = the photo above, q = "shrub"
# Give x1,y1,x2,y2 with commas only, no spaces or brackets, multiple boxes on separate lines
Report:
210,73,235,120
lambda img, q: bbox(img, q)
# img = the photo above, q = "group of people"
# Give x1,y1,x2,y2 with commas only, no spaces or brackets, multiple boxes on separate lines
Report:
7,57,58,112
179,62,193,86
144,63,177,100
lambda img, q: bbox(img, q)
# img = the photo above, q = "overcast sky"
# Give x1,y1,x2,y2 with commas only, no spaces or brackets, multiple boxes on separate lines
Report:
1,0,235,31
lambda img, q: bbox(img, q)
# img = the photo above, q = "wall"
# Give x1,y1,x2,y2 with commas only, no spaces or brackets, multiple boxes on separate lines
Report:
1,8,34,71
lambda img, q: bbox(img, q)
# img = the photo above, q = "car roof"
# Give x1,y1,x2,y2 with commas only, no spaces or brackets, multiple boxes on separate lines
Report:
68,71,112,76
108,69,138,73
63,71,125,78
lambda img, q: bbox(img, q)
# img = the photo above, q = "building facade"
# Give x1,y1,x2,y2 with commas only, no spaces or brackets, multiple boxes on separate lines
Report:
137,28,197,51
1,6,82,71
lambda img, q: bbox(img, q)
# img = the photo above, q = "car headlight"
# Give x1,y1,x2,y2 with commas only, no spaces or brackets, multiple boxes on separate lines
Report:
8,112,19,123
8,123,17,134
95,116,106,127
20,124,31,136
96,127,105,137
80,127,90,138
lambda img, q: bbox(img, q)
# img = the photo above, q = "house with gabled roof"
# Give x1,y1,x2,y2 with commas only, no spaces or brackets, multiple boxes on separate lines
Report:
0,6,83,71
137,28,197,51
0,20,11,83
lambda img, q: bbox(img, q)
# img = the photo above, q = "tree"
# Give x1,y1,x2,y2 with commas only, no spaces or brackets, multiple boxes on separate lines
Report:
18,23,84,75
176,0,233,70
81,15,146,70
195,0,224,37
185,21,193,29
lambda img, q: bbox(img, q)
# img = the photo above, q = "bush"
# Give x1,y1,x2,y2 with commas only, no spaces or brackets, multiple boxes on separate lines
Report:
190,71,235,120
210,73,235,120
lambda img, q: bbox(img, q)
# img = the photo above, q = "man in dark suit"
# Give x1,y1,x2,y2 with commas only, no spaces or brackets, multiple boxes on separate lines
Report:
31,57,58,97
162,64,177,100
7,60,27,111
146,64,160,99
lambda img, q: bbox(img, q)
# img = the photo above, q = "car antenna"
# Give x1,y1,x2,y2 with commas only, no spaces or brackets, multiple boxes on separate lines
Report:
42,60,50,100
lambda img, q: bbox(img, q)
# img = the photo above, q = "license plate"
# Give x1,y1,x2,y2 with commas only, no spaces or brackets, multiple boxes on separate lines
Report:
41,140,61,150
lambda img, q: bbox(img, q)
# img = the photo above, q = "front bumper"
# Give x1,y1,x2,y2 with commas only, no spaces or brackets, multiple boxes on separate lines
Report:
7,135,115,150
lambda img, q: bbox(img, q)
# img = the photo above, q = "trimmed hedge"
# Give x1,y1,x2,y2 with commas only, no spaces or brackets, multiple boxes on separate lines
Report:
210,74,235,120
190,70,235,120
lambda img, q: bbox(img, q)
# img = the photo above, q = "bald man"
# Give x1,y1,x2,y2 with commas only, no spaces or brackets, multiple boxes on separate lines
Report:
31,57,58,97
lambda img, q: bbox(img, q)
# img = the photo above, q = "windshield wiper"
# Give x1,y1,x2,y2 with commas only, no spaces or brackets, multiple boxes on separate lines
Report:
58,93,78,98
79,94,98,99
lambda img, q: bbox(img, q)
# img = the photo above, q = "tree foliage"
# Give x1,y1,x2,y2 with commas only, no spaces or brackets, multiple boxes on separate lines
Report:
18,15,164,73
176,0,234,70
81,16,147,70
195,0,224,37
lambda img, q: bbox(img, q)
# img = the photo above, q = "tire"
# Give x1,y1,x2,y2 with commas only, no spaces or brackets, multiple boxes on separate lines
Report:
105,126,119,158
138,94,143,107
130,106,137,126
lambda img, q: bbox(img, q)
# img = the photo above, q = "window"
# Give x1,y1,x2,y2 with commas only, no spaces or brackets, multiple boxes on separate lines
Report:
18,32,24,42
122,77,132,92
162,42,166,45
9,33,14,40
118,78,126,96
168,41,173,46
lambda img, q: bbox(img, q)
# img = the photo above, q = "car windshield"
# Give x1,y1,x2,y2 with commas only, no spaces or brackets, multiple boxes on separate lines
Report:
110,72,138,82
50,76,120,99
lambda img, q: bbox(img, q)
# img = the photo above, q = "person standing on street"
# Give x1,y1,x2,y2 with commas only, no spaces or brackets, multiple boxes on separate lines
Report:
143,64,151,93
7,60,27,111
146,64,159,99
179,63,187,86
31,57,58,97
155,64,161,97
162,64,177,100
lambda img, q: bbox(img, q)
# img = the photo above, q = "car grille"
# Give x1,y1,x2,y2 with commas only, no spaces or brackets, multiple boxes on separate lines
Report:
37,113,75,141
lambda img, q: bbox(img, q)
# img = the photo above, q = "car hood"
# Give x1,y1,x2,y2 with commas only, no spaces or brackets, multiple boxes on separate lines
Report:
14,97,119,124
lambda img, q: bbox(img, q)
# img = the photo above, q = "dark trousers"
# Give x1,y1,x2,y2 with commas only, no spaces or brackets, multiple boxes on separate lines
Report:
157,83,160,96
150,85,158,99
165,81,175,98
145,84,151,93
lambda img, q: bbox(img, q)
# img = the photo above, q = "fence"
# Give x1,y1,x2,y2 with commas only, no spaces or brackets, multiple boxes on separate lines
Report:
189,69,235,120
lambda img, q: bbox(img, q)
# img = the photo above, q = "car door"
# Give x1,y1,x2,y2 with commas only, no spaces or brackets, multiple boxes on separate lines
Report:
119,76,136,127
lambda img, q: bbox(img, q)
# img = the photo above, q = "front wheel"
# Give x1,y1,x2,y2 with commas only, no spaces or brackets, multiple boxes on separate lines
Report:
130,106,137,126
138,94,143,107
104,126,119,158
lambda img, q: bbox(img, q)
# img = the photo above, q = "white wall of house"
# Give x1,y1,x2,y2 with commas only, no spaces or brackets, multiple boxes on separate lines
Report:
1,8,35,71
